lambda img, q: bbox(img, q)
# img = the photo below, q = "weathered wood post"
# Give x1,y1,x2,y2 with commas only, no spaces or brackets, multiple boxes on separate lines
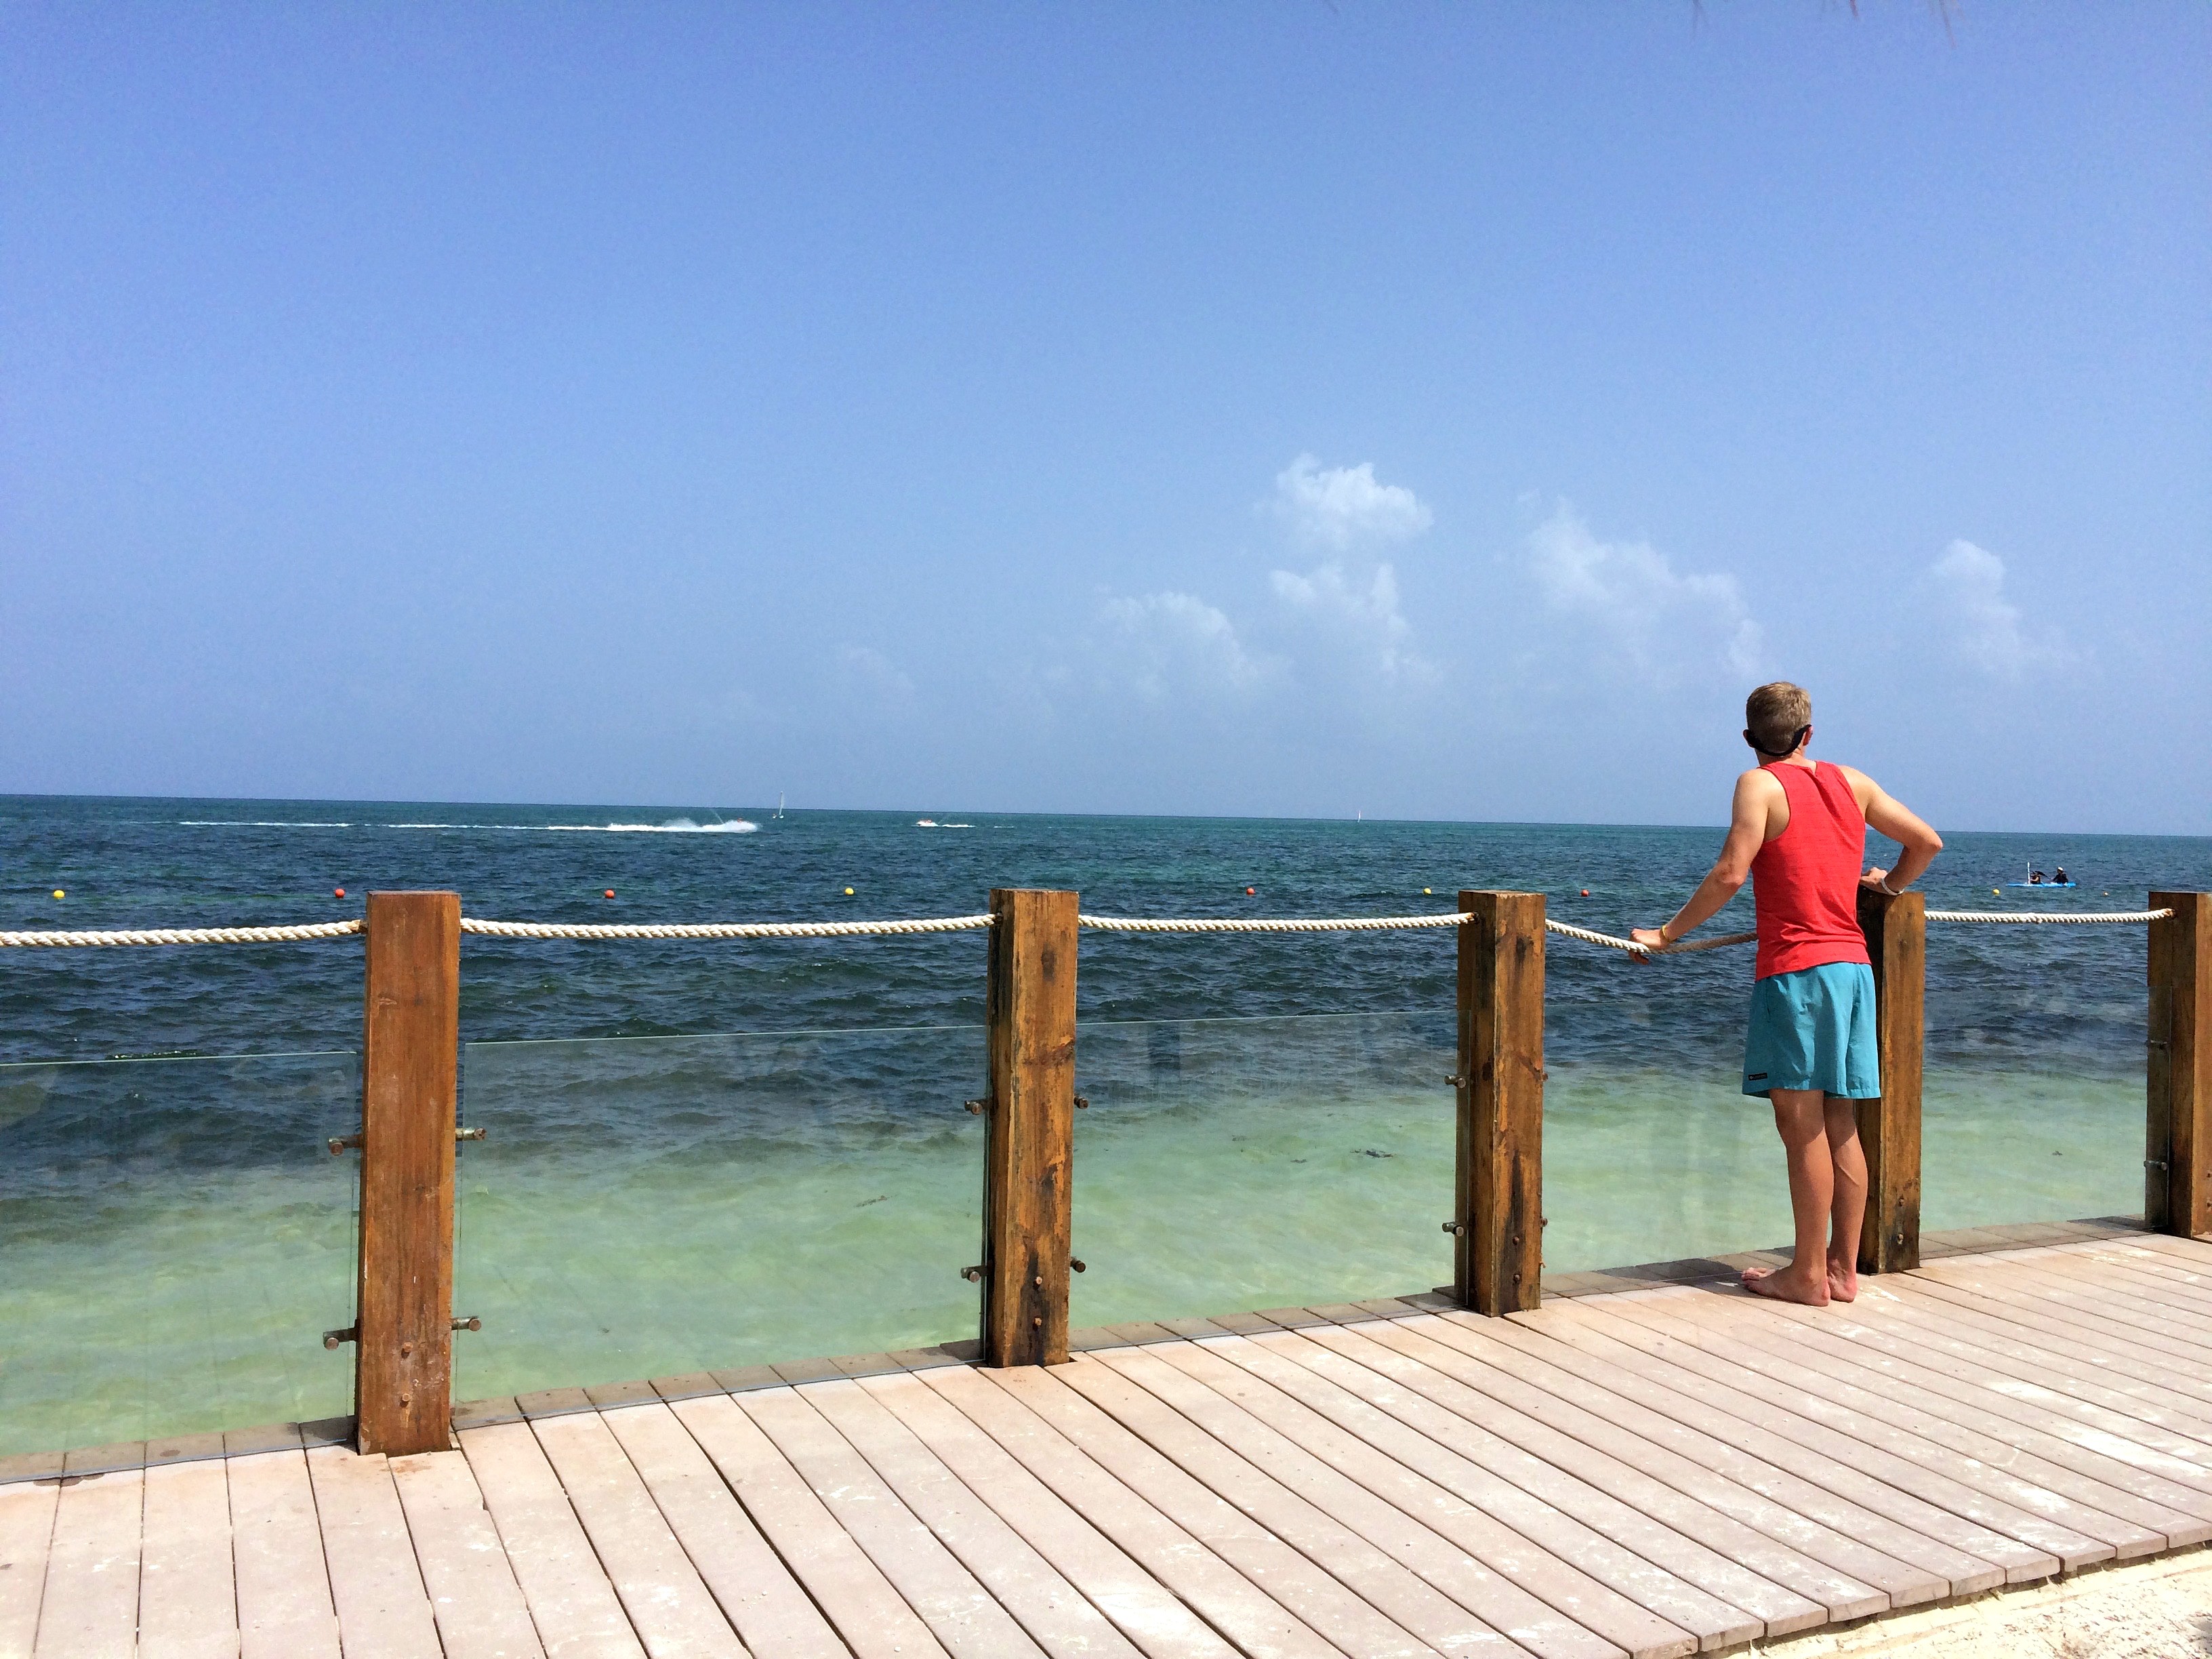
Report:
1454,890,1544,1315
1854,886,1925,1274
2148,892,2211,1238
355,890,461,1454
981,888,1078,1365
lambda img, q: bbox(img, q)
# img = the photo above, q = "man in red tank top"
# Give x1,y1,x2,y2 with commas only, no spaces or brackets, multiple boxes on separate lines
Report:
1632,682,1943,1305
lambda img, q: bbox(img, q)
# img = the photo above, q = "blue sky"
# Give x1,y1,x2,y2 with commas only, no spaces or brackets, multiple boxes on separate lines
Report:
3,4,2206,832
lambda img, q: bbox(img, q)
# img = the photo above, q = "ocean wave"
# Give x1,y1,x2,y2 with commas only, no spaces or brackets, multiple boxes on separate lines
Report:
180,820,352,828
384,819,760,834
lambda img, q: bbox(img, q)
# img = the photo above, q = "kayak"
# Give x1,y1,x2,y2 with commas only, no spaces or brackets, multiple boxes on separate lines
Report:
2002,880,2077,889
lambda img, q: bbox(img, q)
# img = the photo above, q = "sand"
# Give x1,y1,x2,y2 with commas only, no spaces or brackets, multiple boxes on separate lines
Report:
1757,1547,2212,1658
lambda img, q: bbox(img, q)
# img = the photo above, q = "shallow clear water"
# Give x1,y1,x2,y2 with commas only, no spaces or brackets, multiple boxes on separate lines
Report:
1,795,2203,1452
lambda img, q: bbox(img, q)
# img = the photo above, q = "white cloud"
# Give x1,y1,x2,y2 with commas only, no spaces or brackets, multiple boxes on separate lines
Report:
1924,539,2074,682
1271,455,1433,550
1101,590,1274,704
836,644,914,705
1269,560,1430,682
1526,504,1762,684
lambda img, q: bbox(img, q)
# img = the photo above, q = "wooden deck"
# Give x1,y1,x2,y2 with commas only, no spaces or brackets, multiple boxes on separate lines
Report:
9,1222,2212,1658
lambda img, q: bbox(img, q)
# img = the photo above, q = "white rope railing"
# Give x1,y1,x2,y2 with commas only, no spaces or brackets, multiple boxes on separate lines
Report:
457,915,994,941
1925,909,2173,924
0,920,366,949
1078,912,1471,934
0,906,2176,950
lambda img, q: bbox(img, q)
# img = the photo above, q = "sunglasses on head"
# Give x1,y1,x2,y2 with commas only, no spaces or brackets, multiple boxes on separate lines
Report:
1744,724,1810,760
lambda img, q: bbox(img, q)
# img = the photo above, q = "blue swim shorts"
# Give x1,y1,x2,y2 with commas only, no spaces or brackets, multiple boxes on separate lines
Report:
1742,961,1881,1099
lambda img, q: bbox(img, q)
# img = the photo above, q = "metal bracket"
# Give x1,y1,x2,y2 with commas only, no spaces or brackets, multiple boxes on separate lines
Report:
964,1099,986,1115
453,1315,482,1332
1444,1075,1468,1089
327,1132,363,1155
960,1265,985,1282
1075,1095,1090,1109
1071,1258,1087,1273
2148,1159,2172,1171
1441,1221,1467,1236
323,1324,357,1349
457,1126,487,1142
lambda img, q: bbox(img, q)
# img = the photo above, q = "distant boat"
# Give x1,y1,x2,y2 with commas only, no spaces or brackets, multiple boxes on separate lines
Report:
772,794,785,820
916,818,938,827
2004,861,2076,889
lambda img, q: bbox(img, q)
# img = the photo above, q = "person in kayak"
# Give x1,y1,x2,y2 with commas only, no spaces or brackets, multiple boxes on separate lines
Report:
1631,682,1943,1305
2053,866,2068,885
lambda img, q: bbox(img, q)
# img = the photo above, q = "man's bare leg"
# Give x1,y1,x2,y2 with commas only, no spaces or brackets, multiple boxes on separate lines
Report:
1825,1099,1866,1303
1743,1088,1833,1305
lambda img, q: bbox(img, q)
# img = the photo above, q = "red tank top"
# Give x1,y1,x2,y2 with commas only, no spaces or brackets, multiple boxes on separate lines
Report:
1750,761,1871,980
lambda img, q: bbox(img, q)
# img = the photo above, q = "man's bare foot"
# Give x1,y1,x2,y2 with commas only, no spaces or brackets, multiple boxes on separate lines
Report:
1826,1256,1858,1303
1742,1264,1830,1305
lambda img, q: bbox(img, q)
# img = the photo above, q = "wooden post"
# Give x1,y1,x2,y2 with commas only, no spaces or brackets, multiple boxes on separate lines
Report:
1854,886,1925,1275
355,890,461,1455
981,888,1078,1366
1454,891,1544,1315
2148,892,2212,1238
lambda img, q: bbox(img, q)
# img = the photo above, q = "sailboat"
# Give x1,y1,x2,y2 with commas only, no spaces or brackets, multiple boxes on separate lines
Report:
772,794,785,821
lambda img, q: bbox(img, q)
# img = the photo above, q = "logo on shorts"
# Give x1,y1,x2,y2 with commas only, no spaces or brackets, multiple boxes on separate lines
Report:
1746,1072,1767,1081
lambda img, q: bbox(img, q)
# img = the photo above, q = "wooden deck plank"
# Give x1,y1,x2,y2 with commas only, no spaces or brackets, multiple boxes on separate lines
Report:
139,1457,239,1659
1370,1307,1986,1601
529,1409,747,1659
1589,1294,2147,1564
2015,1246,2212,1326
1292,1319,1887,1624
33,1467,141,1659
1981,1250,2212,1339
305,1443,443,1658
1534,1299,2093,1573
596,1401,846,1659
915,1361,1344,1659
2063,1242,2212,1307
669,1391,951,1659
1859,1277,2212,1440
1336,1313,1950,1610
979,1363,1448,1658
1915,1256,2212,1363
1183,1324,1767,1651
1099,1340,1674,1659
1891,1272,2212,1412
1050,1353,1537,1659
0,1482,59,1659
737,1387,1047,1659
1249,1324,1839,1637
390,1449,547,1659
226,1449,342,1659
1467,1309,2032,1588
799,1375,1147,1659
459,1420,649,1659
1664,1293,2212,1545
1752,1293,2212,1502
857,1370,1242,1659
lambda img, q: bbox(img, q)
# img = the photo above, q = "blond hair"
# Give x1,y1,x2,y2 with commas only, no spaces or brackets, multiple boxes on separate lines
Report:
1745,682,1811,756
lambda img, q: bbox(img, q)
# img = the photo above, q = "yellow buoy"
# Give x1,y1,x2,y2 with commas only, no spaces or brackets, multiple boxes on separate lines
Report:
1992,888,2000,895
844,886,855,896
1423,887,1431,895
52,889,64,899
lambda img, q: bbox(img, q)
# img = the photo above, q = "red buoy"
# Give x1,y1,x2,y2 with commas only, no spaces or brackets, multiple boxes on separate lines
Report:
604,889,615,899
1245,886,1256,895
1580,888,1590,897
334,887,346,898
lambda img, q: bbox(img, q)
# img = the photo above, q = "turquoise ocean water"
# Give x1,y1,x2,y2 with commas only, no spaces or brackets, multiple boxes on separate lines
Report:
3,795,2205,1455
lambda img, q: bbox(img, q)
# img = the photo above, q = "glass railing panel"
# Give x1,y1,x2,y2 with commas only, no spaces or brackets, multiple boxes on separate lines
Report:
1924,923,2148,1231
0,1050,360,1458
1070,1012,1455,1326
1542,954,1789,1273
453,1025,984,1403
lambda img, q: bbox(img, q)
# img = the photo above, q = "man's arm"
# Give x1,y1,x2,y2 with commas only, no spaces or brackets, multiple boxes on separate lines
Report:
1629,770,1776,956
1841,766,1942,893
